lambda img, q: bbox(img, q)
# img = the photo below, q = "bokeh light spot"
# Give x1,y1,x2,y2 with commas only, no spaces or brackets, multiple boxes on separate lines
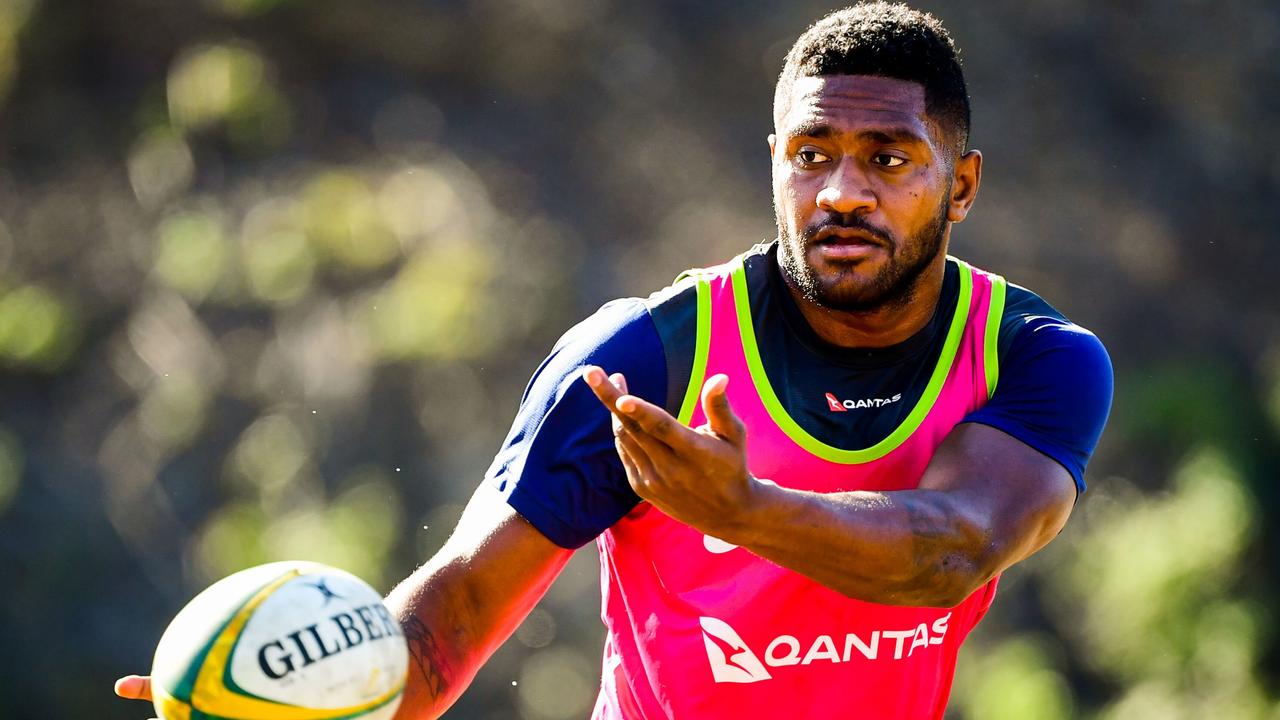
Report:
304,171,400,270
229,413,311,498
516,647,594,720
244,229,315,304
153,212,227,301
138,374,210,451
167,42,292,148
127,129,195,209
0,285,78,369
515,607,557,649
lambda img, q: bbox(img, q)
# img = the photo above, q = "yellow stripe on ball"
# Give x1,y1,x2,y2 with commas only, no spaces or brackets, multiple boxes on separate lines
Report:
154,684,192,720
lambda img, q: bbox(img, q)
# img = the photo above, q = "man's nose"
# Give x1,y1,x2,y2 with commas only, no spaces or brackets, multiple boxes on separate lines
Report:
816,163,877,215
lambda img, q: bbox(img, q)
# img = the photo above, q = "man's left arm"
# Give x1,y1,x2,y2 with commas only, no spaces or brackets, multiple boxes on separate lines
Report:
724,421,1075,607
582,325,1111,608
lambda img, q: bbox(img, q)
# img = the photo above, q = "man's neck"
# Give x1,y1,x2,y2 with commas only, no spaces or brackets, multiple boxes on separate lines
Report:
780,252,948,349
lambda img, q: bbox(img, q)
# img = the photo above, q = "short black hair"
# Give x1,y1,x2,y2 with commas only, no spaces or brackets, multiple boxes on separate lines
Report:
775,3,970,153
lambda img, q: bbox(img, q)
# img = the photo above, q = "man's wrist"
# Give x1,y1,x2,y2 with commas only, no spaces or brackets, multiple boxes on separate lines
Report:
719,476,782,549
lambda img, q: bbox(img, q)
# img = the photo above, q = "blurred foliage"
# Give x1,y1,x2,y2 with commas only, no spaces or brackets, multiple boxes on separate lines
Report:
0,0,1275,718
956,447,1280,718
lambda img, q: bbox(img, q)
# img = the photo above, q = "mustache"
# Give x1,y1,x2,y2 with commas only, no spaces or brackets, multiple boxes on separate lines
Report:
802,214,893,245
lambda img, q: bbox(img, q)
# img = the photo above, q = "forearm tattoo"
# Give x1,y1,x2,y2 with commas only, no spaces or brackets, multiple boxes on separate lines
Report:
402,615,451,700
906,498,966,573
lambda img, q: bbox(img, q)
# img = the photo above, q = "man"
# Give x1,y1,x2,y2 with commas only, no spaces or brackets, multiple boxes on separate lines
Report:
117,3,1112,718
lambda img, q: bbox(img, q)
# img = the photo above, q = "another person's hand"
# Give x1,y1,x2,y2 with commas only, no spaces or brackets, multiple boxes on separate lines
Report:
114,675,156,719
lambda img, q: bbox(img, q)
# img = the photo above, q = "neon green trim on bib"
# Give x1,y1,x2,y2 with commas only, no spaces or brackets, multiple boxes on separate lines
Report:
677,272,712,425
729,257,973,464
982,272,1007,399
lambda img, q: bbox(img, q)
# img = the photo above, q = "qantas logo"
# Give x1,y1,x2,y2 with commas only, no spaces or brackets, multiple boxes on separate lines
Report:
825,392,902,412
699,617,773,683
699,614,952,683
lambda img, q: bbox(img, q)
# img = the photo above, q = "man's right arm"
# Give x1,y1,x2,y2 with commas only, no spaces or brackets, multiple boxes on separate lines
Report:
117,296,667,716
389,295,673,715
386,483,572,719
379,293,677,716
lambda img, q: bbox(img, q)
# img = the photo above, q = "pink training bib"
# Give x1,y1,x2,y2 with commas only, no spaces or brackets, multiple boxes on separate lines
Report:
591,254,1007,719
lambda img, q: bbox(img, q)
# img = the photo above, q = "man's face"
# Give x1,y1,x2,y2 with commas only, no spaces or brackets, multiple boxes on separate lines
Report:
771,74,971,312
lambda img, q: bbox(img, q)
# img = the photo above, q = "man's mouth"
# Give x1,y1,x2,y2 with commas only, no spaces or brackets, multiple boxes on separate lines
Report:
812,225,886,246
809,225,888,261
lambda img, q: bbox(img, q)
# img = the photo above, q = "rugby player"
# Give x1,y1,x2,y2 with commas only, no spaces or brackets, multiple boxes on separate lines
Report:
118,4,1112,717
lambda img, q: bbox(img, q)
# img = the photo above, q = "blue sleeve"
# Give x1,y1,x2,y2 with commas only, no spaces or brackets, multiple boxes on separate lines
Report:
962,319,1113,493
483,299,666,548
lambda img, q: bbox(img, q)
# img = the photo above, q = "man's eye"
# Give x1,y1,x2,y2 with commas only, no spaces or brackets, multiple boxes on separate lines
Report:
797,149,831,164
872,154,907,168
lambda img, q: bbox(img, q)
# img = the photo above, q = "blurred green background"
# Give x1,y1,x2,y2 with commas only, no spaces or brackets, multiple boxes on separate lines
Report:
0,0,1276,717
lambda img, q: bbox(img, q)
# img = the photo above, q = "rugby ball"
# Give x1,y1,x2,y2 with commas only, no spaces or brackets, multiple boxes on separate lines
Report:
150,561,408,720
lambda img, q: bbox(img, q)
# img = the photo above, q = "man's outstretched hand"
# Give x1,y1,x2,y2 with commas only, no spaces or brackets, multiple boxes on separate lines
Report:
583,366,760,541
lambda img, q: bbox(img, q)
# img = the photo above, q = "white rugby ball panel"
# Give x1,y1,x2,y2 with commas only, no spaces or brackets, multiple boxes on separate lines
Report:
230,569,408,709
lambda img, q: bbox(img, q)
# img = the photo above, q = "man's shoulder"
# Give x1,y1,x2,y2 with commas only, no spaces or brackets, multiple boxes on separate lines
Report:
554,296,654,353
562,243,771,357
642,242,771,329
968,264,1104,361
563,272,698,356
1000,280,1068,325
960,264,1113,492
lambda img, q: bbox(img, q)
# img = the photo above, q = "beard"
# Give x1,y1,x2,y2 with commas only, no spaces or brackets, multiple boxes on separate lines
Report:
777,195,949,313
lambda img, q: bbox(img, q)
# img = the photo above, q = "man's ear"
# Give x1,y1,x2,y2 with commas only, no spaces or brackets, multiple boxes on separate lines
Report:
947,149,982,223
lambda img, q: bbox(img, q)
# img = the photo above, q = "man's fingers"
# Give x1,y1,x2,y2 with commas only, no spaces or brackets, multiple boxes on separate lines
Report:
609,372,629,395
583,366,621,403
615,434,641,479
584,367,637,426
589,365,694,450
115,675,153,701
614,410,678,469
587,366,672,443
700,374,746,445
614,426,660,493
615,393,694,448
